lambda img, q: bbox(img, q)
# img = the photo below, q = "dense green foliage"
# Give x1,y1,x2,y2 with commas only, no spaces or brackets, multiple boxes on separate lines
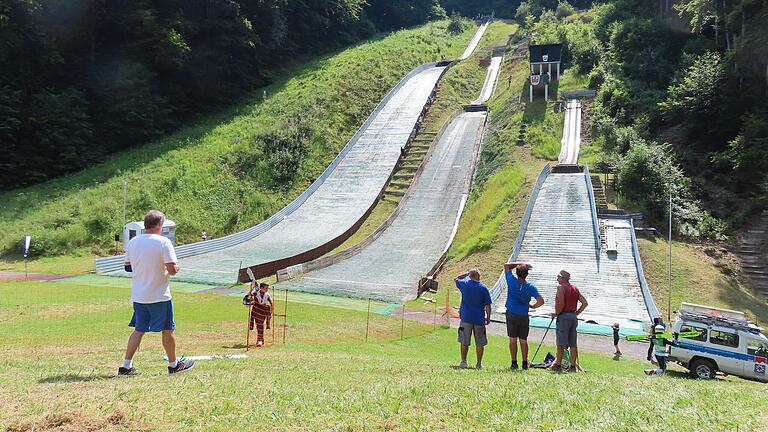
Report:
0,21,474,258
521,0,767,237
0,0,452,190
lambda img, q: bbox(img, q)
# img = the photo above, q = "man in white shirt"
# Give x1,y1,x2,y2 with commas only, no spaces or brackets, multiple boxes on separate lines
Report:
119,210,195,376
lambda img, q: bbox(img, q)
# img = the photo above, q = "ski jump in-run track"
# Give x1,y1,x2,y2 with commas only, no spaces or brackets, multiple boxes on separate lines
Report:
95,20,493,287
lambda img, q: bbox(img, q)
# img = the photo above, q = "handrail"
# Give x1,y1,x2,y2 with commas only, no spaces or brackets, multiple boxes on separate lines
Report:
488,163,551,302
629,218,661,320
584,165,601,268
94,62,440,273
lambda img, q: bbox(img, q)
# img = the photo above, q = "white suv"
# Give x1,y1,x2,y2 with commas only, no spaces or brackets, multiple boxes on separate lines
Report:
667,303,768,382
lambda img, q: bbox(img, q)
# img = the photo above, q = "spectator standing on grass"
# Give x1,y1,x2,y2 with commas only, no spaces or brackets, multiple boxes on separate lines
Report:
454,269,492,370
119,210,195,376
647,316,664,364
612,323,622,357
249,282,273,347
503,262,544,370
645,326,674,375
201,230,207,241
550,270,588,373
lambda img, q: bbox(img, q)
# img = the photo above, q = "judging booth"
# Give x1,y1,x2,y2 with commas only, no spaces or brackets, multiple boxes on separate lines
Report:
528,43,562,101
122,220,177,251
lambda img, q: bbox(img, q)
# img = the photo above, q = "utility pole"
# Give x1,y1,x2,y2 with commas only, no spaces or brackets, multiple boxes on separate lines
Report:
668,193,673,323
123,178,127,226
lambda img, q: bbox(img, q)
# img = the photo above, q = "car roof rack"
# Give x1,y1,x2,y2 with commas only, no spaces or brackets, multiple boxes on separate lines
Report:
679,309,763,334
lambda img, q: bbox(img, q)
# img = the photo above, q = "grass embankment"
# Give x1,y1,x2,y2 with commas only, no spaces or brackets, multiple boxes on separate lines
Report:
329,21,517,255
0,20,477,267
638,238,768,326
2,280,766,431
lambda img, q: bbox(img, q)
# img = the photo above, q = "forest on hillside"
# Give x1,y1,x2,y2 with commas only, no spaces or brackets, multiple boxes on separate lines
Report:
0,0,451,190
2,0,766,236
519,0,767,235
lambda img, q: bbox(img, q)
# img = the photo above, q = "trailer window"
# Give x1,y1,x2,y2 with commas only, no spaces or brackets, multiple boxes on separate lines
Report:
680,325,707,342
710,330,739,348
747,340,767,357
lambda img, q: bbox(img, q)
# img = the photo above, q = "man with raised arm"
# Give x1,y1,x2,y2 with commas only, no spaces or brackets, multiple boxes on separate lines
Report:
550,270,588,372
503,262,545,370
119,210,195,376
454,269,492,370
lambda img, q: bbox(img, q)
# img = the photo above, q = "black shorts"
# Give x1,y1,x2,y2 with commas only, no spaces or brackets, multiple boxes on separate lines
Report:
505,312,530,339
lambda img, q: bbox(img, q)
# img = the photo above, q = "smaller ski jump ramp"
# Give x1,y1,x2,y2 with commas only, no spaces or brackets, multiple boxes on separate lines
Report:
558,99,581,165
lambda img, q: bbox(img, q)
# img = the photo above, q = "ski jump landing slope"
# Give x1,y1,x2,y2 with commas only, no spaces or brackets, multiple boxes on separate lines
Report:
172,65,447,285
97,22,491,286
277,111,487,303
489,96,657,325
491,169,652,325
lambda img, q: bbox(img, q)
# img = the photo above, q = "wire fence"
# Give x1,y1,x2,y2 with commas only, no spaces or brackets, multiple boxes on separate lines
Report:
0,277,454,360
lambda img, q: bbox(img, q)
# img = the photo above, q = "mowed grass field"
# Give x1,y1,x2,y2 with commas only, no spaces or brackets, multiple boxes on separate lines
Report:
2,281,767,431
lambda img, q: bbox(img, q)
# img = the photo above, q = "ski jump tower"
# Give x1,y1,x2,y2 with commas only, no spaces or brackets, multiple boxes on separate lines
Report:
528,43,562,101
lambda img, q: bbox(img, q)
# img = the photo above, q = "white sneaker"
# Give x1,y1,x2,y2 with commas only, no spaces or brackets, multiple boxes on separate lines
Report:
458,360,467,369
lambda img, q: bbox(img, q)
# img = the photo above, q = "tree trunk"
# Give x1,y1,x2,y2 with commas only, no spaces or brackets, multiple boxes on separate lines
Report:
723,0,731,50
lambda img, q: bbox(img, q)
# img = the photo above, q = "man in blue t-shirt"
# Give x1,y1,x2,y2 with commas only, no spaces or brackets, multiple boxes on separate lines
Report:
503,262,544,370
454,269,493,369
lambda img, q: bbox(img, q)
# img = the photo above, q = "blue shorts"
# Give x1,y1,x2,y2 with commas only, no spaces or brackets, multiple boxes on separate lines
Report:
129,300,175,332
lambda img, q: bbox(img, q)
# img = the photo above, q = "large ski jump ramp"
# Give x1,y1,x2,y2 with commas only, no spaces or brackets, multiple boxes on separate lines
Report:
172,66,447,285
96,22,492,286
276,111,487,302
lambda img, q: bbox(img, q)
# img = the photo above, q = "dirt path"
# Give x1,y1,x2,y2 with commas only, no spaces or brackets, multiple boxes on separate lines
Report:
0,271,68,282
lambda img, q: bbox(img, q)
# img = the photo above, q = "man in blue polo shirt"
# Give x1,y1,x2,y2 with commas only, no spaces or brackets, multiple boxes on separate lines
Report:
454,269,492,369
504,262,544,370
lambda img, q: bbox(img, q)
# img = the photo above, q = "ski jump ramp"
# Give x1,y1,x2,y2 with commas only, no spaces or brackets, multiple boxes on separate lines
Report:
96,23,492,285
490,96,658,325
172,65,447,285
558,99,581,165
276,111,487,302
490,167,654,325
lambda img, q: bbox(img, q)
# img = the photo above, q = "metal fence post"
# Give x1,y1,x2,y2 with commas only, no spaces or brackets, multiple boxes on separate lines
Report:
283,287,288,344
400,305,405,340
365,298,371,342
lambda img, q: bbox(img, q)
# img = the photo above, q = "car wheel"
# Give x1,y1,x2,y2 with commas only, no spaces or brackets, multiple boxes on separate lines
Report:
689,358,716,380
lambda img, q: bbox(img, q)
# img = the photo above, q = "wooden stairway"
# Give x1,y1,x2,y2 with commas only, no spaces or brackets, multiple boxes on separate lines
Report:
736,217,768,297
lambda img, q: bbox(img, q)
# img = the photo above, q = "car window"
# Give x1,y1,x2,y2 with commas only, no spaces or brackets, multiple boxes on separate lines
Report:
747,340,768,356
680,324,707,342
710,330,739,348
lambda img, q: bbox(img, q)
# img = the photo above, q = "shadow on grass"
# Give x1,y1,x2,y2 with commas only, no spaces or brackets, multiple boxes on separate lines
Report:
223,344,247,349
39,373,114,384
